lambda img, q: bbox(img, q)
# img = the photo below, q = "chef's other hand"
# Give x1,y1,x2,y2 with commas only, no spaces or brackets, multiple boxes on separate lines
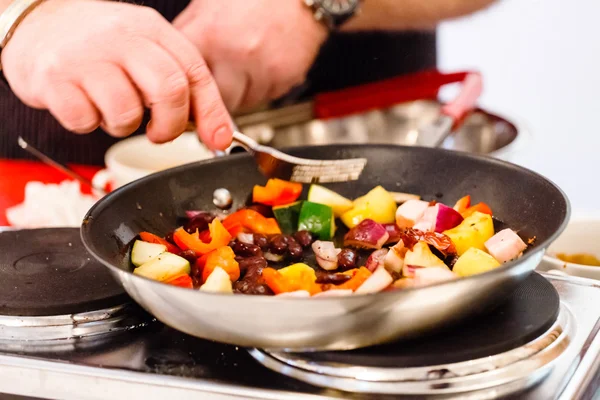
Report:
174,0,328,111
1,0,233,150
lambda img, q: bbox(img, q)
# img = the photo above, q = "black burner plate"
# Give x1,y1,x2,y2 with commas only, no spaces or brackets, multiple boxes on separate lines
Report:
288,273,560,368
0,228,128,316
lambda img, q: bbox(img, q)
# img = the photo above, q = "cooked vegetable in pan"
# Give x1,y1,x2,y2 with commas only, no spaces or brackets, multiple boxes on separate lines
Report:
130,179,529,296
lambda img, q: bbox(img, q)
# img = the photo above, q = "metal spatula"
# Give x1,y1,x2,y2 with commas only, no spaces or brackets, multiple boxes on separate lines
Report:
186,121,368,183
228,131,367,183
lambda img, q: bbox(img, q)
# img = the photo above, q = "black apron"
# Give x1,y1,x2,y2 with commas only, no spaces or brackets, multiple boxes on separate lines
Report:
0,0,436,165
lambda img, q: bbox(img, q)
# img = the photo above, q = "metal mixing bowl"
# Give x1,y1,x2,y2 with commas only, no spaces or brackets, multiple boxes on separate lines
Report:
236,100,529,161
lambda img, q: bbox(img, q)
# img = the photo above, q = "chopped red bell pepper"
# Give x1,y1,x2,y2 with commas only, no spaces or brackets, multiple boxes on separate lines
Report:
262,268,295,294
193,227,213,243
139,232,180,253
164,274,193,289
225,222,245,238
252,179,303,206
453,195,471,213
222,209,281,235
262,265,321,295
334,267,372,291
461,202,493,218
173,219,232,255
200,246,240,283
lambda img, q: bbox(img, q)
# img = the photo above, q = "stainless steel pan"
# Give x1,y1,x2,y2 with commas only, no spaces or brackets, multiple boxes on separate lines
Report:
81,145,569,351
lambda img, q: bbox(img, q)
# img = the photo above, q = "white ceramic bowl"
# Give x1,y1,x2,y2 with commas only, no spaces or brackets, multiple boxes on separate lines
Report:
537,211,600,280
92,132,214,190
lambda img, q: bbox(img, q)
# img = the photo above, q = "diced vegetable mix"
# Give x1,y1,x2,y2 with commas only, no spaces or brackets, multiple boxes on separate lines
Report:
130,182,530,296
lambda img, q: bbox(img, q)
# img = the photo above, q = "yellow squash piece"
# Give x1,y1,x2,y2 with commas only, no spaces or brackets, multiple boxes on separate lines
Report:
341,186,396,228
307,185,354,217
453,247,501,277
404,242,449,270
443,211,495,256
278,263,317,282
340,204,373,229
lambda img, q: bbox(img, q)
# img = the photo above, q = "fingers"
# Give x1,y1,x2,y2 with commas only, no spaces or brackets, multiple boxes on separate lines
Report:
152,26,233,150
211,65,247,111
44,81,101,134
79,63,144,137
118,40,190,143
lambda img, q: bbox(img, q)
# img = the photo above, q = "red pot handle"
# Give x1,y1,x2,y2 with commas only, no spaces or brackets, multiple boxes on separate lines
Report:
313,69,480,120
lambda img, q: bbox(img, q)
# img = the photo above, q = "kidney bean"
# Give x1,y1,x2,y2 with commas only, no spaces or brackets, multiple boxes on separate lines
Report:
177,250,198,264
184,213,215,234
164,231,176,245
338,248,359,270
287,238,303,260
233,280,273,295
234,257,273,295
269,234,288,255
253,234,269,251
316,271,352,285
238,256,268,277
232,242,263,258
294,230,314,248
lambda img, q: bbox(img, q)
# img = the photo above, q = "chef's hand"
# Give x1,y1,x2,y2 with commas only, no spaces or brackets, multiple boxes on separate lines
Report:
1,0,233,150
174,0,328,111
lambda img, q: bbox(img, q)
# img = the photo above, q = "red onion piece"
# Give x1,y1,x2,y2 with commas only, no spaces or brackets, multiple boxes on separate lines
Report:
355,265,394,294
237,232,254,245
344,219,390,250
366,248,389,272
312,241,342,271
434,203,463,232
383,223,402,244
395,200,430,229
264,252,284,262
414,204,463,233
402,264,425,278
384,241,406,274
484,228,527,263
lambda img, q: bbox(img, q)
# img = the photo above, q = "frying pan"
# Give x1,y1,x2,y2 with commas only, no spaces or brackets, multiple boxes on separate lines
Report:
81,144,569,351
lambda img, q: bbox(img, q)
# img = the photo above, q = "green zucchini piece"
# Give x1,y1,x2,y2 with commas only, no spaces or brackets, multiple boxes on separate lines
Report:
133,252,190,282
297,201,335,241
273,200,304,234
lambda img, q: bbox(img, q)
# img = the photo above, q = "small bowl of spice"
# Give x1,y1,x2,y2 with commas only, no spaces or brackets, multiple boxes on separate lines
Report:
538,213,600,281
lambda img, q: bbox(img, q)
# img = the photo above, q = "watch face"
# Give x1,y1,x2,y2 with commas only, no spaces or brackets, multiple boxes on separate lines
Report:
319,0,359,16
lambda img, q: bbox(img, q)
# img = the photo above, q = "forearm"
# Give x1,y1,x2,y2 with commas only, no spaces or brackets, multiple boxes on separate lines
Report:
342,0,497,31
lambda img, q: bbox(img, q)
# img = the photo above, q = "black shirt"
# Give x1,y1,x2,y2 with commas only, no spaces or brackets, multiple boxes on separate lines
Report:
0,0,436,165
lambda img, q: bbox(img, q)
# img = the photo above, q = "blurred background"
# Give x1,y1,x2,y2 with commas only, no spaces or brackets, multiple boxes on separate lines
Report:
439,0,599,211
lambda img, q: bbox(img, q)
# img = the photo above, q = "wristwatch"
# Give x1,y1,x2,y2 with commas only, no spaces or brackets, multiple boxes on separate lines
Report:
303,0,362,30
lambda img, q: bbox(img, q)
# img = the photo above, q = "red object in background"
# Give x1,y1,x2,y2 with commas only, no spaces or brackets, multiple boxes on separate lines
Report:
0,160,101,226
314,69,474,119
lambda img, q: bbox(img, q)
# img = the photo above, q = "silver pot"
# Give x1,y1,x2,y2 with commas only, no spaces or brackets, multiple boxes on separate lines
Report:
236,100,529,162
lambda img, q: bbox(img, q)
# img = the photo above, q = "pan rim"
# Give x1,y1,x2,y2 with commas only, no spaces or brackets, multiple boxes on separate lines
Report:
80,144,571,302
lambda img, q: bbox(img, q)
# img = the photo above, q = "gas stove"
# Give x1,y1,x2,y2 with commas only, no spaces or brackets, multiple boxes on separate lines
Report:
0,228,598,400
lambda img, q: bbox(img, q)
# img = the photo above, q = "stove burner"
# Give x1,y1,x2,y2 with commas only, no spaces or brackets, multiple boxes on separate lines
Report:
0,304,153,352
0,228,128,316
288,273,560,368
249,273,573,396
